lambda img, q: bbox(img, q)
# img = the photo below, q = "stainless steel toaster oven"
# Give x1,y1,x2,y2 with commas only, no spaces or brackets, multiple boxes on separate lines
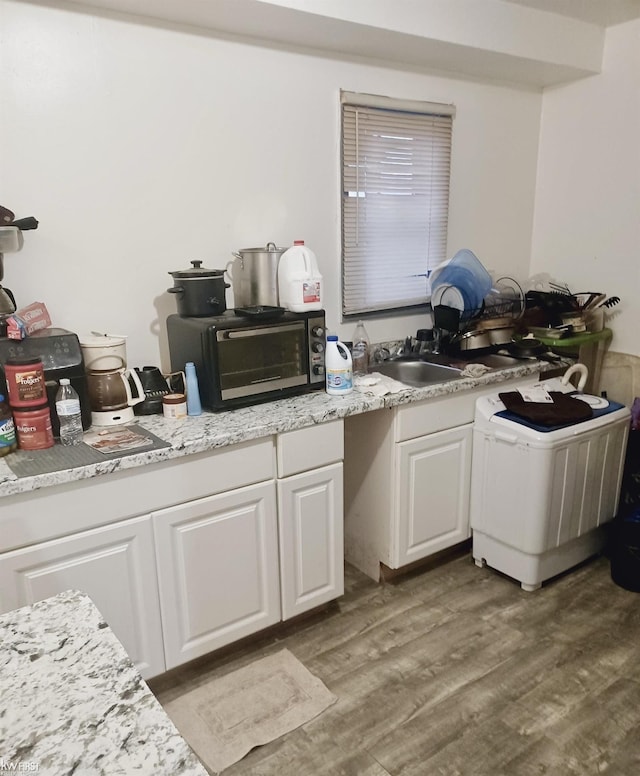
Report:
166,310,326,410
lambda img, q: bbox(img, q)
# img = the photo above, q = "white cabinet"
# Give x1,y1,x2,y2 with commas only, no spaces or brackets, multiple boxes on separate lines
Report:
278,463,344,619
0,417,340,676
276,420,344,620
151,421,344,669
0,515,165,679
395,424,472,568
0,437,277,679
153,481,280,670
153,480,280,669
344,375,537,580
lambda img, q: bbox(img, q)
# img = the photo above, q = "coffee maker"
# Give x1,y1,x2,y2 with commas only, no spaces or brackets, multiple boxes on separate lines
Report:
80,335,144,426
0,328,92,436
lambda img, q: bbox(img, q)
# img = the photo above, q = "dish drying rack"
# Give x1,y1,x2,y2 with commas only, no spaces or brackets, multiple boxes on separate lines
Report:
433,275,525,333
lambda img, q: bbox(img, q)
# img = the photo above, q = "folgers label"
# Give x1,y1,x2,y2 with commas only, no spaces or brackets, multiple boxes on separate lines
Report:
13,405,54,450
5,357,47,407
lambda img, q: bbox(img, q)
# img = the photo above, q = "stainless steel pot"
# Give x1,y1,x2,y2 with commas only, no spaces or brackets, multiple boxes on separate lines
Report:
452,321,515,353
454,329,494,352
226,242,287,308
168,261,229,317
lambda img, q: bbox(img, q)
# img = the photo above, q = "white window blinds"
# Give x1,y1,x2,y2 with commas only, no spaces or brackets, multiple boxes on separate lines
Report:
341,92,454,316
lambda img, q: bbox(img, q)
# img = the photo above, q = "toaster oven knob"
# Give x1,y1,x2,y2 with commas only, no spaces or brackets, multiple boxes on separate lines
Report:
311,342,324,353
311,326,325,338
313,365,325,376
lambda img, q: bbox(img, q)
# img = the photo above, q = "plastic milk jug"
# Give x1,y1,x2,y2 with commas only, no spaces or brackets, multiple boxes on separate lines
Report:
277,240,322,312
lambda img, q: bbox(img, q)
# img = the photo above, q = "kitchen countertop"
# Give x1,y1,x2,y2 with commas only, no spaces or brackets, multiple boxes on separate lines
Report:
0,589,208,776
0,360,545,499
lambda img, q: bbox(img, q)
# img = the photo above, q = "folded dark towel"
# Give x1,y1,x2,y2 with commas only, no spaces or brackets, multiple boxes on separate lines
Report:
498,391,593,426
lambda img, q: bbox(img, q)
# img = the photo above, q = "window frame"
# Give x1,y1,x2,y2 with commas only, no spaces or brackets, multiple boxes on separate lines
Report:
340,91,455,320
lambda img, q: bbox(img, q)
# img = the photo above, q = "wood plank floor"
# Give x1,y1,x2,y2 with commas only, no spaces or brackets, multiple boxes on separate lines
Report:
150,551,640,775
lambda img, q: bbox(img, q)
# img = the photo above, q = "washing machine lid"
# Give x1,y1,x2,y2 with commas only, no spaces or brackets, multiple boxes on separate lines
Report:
495,397,626,434
475,392,630,444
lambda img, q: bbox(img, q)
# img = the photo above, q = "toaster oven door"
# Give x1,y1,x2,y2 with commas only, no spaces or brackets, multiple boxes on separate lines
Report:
216,322,309,401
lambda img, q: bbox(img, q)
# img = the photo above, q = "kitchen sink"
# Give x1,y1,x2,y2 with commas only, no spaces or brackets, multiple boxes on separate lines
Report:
371,359,463,386
370,351,526,387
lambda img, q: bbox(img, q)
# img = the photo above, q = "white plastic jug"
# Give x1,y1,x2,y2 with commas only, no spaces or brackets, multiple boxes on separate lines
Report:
277,241,322,312
325,335,353,395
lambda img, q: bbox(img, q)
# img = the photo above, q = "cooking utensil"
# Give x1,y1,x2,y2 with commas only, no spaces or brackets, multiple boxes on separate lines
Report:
433,304,461,332
527,325,570,339
506,338,547,358
451,328,494,353
0,206,15,225
131,366,171,415
168,260,229,317
11,217,39,231
600,296,620,308
234,305,285,320
560,312,587,333
575,292,606,310
226,242,288,308
484,276,525,319
549,281,572,295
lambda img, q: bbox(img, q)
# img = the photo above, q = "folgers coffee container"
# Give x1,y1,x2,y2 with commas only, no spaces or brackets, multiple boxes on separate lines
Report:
4,357,47,408
13,405,54,450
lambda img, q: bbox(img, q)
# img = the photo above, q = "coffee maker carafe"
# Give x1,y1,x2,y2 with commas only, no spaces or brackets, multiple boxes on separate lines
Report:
80,335,144,426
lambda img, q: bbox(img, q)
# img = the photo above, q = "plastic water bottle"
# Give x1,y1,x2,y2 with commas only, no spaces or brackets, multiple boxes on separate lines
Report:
55,378,83,446
351,320,370,376
325,335,353,395
185,362,203,416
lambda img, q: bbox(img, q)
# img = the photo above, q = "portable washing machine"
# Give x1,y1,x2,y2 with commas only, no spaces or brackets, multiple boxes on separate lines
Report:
470,373,630,591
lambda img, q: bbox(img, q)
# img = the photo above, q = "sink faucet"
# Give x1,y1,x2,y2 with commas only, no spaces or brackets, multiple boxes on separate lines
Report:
373,346,391,363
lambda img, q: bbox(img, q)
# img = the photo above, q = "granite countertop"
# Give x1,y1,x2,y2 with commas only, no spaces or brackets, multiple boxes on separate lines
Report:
0,360,544,499
0,589,208,776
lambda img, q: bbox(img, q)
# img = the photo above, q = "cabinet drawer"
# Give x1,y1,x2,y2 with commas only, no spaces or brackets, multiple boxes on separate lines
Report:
277,420,344,477
0,437,275,552
395,375,538,442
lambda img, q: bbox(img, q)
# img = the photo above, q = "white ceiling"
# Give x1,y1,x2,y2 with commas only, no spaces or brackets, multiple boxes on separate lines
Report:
504,0,640,27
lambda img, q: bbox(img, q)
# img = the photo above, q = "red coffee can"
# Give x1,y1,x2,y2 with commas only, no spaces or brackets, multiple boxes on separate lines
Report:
5,357,47,408
13,404,54,450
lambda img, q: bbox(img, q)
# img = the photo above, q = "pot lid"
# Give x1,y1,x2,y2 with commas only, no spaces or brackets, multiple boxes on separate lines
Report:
79,334,126,347
169,260,225,279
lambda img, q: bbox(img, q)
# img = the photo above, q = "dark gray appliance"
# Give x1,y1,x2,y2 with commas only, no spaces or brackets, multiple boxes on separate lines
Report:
0,328,92,436
166,310,326,411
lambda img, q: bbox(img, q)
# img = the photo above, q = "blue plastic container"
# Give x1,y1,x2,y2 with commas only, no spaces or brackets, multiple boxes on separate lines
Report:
431,249,492,313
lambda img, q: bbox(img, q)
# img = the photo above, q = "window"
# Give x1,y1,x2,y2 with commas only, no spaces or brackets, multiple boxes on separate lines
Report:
341,91,455,317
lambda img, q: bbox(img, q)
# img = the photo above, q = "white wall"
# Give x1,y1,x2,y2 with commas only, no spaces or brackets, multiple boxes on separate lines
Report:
532,20,640,357
0,0,541,368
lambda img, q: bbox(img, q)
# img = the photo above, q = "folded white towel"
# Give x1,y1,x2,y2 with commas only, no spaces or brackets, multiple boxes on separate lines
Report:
354,372,409,396
460,363,491,378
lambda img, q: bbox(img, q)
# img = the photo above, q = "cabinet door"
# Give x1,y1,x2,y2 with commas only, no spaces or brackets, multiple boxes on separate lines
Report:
0,516,165,679
394,424,472,568
153,481,280,670
278,462,344,619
